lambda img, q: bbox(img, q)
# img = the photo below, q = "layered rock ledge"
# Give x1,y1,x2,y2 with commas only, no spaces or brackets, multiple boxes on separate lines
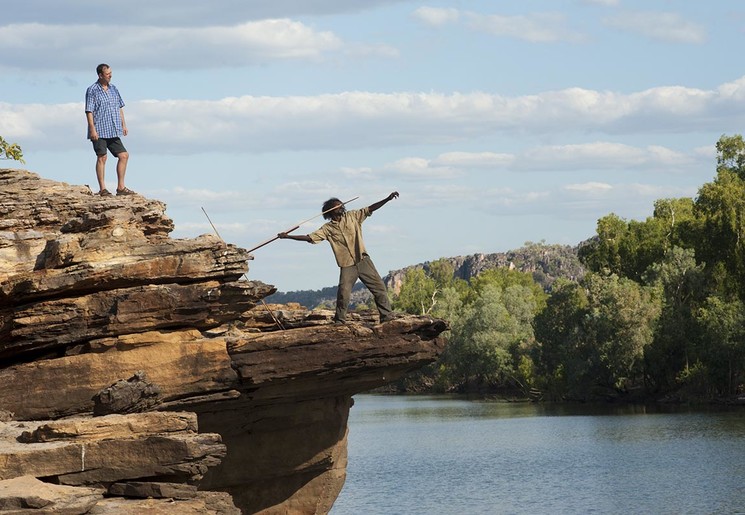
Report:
0,169,448,514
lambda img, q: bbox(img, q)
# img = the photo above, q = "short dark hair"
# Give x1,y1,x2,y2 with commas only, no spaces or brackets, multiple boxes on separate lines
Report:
96,63,110,75
322,198,343,220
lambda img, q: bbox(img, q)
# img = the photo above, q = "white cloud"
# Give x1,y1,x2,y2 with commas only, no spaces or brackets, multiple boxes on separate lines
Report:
375,143,701,178
0,20,343,70
340,166,378,180
432,151,515,168
517,142,696,171
564,182,613,193
411,7,585,43
692,145,717,160
385,157,462,179
604,11,706,44
557,181,697,220
411,7,460,27
3,78,743,154
465,12,586,43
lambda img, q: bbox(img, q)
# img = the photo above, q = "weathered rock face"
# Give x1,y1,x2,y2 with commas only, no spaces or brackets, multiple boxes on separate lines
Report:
0,169,448,514
384,243,586,294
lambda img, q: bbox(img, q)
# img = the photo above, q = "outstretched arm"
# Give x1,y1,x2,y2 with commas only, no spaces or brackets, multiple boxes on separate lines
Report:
278,232,313,242
368,191,399,213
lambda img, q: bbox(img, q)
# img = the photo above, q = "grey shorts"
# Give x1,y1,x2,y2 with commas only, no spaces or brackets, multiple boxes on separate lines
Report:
92,137,127,157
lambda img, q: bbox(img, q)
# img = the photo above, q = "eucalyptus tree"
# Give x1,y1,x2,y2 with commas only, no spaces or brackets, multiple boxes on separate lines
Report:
695,134,745,301
695,296,745,396
393,268,437,315
441,282,539,390
642,246,705,393
534,273,660,399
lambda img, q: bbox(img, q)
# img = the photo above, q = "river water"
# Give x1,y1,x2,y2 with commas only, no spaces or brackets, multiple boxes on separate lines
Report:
330,394,745,515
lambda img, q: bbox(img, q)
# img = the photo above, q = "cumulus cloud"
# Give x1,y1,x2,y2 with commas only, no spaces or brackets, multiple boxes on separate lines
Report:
2,78,743,154
0,20,343,70
364,143,702,179
604,11,706,43
564,181,613,193
384,157,462,179
555,181,697,219
516,142,697,171
412,7,460,27
412,7,585,43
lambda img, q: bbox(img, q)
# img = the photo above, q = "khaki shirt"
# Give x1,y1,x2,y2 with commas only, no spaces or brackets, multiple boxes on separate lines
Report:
309,207,371,267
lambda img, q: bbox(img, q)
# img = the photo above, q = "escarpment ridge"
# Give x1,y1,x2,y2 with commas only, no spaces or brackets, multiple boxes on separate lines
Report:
0,168,448,514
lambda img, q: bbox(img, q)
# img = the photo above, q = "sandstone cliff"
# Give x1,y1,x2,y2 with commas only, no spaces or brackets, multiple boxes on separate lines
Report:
0,168,448,514
384,243,586,294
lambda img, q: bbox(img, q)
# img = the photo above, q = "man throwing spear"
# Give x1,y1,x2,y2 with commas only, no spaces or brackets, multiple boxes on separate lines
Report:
278,192,399,324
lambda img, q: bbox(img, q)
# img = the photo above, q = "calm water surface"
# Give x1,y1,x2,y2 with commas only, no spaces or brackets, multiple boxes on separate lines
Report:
331,395,745,515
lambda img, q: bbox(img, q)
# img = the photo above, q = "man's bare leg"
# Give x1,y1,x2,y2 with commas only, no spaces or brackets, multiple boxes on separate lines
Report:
96,154,108,191
116,151,129,191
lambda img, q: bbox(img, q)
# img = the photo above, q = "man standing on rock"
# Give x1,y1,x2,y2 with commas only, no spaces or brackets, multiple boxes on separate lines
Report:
85,63,135,197
278,192,399,324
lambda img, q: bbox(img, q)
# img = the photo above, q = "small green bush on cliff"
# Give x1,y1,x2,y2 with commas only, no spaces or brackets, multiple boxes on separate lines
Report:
0,136,25,163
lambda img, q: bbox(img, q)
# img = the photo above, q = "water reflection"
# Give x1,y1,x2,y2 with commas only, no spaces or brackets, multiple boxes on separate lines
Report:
333,395,745,515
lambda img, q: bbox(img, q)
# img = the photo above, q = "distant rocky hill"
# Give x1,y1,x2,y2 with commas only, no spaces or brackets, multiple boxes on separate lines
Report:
268,242,586,308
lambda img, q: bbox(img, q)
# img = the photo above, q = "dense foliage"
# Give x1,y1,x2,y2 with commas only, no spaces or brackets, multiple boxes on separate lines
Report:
393,135,745,402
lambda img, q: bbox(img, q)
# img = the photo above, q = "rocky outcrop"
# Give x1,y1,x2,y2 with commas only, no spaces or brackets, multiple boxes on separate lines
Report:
0,169,447,514
384,242,586,294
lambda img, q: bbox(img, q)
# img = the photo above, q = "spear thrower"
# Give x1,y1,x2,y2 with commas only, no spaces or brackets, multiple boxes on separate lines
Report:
245,196,359,254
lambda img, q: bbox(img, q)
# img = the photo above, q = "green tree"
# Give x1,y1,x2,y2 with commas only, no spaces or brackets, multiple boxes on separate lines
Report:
716,133,745,179
534,274,660,399
0,136,25,163
694,296,745,396
582,273,660,393
580,199,700,283
695,134,745,300
642,246,706,393
467,267,547,313
430,286,463,323
578,214,628,276
428,258,456,288
442,285,514,389
441,272,545,391
533,278,589,398
651,197,700,254
393,259,469,316
393,268,437,315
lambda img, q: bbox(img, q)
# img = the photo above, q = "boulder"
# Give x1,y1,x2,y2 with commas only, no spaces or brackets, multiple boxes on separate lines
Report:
0,476,102,515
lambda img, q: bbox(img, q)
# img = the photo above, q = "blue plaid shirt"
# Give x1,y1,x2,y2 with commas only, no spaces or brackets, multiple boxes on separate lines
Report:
85,82,125,139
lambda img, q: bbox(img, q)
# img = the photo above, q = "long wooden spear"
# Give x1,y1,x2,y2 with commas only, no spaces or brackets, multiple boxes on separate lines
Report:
200,207,289,330
245,196,359,254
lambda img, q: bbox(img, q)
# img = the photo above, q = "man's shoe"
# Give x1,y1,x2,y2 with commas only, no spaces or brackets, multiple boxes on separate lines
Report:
116,187,136,196
381,312,404,322
98,189,112,197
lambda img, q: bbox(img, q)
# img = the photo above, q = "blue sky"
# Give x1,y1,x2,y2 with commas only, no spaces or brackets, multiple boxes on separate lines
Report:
2,0,744,291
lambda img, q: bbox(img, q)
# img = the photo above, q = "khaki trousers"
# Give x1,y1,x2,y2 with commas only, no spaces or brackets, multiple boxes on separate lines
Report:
336,254,392,322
